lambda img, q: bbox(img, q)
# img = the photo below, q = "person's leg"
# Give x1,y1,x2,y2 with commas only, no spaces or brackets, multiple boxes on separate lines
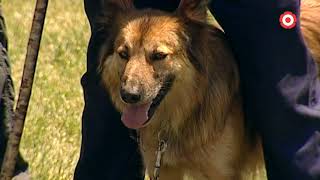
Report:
74,0,179,179
0,4,29,177
209,0,320,179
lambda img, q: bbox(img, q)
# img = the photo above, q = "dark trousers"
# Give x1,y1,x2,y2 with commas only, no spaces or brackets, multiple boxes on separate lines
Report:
0,6,28,175
74,0,320,179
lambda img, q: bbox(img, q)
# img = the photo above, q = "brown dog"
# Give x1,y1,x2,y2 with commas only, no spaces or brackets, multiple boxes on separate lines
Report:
98,0,319,179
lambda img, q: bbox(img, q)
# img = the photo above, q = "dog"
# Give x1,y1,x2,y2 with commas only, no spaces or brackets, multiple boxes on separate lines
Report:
98,0,319,179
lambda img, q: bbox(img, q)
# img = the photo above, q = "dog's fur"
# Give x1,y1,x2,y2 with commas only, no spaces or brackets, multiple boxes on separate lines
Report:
98,0,320,179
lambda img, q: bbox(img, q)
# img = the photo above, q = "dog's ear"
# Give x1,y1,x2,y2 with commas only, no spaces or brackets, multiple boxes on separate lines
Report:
109,0,134,10
94,0,134,31
176,0,208,22
100,0,134,14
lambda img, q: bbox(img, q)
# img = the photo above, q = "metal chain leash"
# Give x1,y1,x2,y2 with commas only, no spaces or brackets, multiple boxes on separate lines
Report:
152,132,168,180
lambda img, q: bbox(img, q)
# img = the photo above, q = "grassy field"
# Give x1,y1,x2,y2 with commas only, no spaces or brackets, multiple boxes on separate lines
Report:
3,0,89,179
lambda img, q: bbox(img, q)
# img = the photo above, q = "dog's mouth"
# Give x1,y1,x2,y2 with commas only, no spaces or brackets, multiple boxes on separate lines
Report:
121,77,174,129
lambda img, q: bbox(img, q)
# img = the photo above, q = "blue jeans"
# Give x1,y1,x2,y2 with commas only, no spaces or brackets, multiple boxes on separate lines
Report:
74,0,320,179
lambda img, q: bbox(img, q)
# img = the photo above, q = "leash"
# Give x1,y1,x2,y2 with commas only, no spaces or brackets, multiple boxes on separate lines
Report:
136,130,168,180
153,133,168,180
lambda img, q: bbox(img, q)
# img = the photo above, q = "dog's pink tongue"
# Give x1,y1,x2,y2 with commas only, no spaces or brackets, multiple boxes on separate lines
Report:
121,103,152,129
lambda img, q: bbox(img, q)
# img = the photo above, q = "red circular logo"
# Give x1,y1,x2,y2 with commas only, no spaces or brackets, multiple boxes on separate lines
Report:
280,11,297,29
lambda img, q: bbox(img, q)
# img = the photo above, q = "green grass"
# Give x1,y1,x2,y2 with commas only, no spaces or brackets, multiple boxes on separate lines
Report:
3,0,89,179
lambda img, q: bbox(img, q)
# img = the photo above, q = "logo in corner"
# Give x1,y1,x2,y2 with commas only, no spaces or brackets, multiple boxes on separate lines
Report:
279,11,297,29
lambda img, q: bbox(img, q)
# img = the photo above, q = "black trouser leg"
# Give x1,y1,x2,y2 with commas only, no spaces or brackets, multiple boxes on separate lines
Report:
0,6,28,175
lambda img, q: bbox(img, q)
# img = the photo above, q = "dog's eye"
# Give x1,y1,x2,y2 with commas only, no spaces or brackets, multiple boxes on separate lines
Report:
151,52,168,61
118,51,129,60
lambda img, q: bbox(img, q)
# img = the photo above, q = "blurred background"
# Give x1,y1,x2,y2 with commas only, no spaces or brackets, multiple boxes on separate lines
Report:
3,0,89,179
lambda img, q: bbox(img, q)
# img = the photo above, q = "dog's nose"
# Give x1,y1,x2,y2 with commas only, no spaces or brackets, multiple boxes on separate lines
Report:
120,89,141,104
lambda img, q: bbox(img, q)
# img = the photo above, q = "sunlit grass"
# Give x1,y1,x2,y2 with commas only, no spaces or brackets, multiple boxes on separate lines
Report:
3,0,89,179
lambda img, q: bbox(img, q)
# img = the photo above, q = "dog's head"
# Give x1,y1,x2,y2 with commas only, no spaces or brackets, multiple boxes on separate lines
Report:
98,0,232,129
